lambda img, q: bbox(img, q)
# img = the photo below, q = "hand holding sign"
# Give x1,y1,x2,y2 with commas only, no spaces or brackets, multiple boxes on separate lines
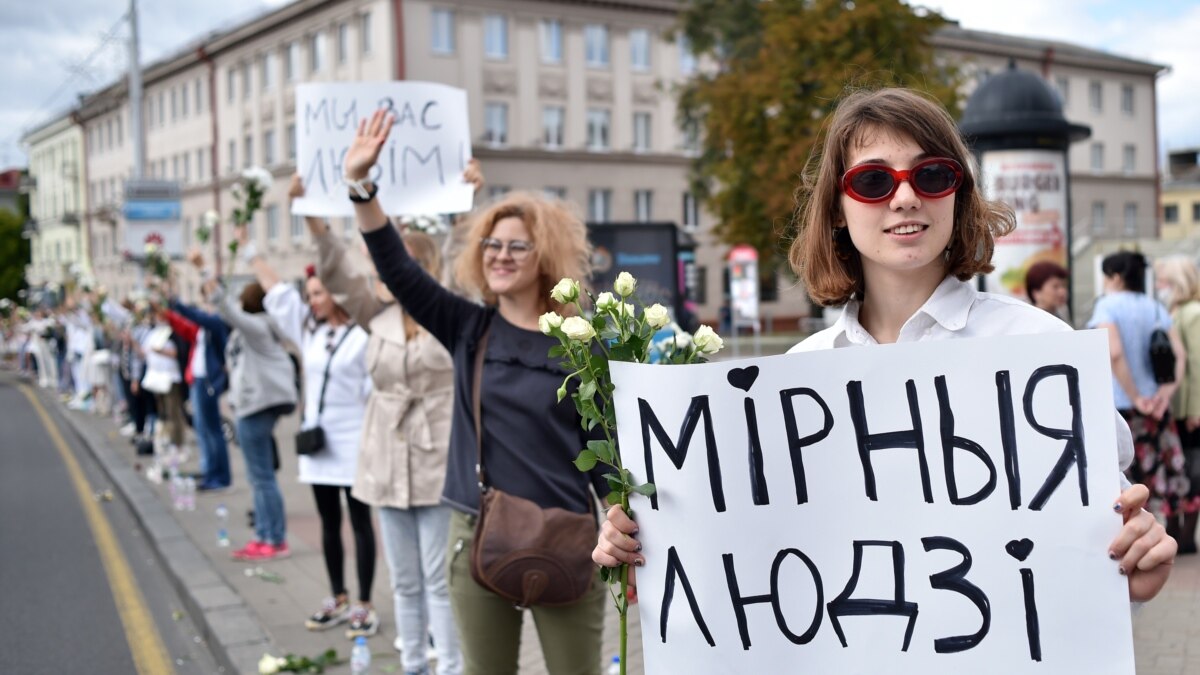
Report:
1109,483,1176,602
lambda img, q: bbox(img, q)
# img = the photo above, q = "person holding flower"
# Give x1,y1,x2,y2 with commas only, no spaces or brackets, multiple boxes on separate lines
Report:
594,87,1176,607
346,109,609,675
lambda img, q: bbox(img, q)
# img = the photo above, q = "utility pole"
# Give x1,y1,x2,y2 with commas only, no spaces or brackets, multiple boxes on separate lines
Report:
128,0,144,180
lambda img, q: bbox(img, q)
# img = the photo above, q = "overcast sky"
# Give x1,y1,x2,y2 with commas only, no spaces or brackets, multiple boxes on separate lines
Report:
2,0,1196,169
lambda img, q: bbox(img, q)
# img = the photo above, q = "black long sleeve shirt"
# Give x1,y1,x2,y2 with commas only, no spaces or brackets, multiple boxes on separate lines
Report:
363,224,607,515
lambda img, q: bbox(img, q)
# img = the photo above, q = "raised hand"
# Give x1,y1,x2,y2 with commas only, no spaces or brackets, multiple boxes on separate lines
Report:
288,173,305,199
463,158,485,193
345,109,394,181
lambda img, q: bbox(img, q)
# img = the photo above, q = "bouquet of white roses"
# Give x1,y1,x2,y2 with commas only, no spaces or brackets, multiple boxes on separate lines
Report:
229,167,273,256
541,271,723,674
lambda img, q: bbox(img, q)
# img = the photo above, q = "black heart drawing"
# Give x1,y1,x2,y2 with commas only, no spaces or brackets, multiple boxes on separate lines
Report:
1005,538,1034,562
727,366,760,392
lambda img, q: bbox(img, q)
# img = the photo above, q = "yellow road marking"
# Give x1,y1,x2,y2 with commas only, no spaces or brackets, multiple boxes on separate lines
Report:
21,385,174,675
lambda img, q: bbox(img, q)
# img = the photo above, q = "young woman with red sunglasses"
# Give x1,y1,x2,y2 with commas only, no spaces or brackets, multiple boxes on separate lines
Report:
594,88,1176,607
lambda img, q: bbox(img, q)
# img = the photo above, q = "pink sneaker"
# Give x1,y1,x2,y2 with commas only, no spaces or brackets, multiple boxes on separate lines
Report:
232,541,267,561
238,541,291,562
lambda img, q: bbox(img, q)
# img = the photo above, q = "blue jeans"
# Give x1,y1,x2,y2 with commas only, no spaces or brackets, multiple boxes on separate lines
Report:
191,379,230,487
236,408,286,545
379,505,461,675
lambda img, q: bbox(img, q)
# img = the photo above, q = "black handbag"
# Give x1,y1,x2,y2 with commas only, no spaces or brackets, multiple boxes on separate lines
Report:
295,325,352,456
1150,328,1176,384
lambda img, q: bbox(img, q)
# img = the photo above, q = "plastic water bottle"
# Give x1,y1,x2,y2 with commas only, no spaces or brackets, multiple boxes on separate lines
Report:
215,504,230,547
171,474,185,511
607,655,621,675
350,636,371,675
183,477,196,511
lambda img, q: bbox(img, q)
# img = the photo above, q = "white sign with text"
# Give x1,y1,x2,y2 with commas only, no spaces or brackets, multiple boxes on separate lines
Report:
611,330,1134,674
292,82,474,217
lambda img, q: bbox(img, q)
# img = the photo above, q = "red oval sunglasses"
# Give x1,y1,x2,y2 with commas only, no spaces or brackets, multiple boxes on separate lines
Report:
840,157,964,204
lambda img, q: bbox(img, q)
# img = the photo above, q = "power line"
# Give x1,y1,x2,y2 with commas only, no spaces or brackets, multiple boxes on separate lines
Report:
2,12,130,159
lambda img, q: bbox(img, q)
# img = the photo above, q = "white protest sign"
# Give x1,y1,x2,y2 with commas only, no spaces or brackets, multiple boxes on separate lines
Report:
292,82,474,217
611,330,1134,674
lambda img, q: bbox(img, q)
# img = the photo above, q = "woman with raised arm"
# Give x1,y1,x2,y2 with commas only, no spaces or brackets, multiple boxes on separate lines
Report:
593,87,1177,607
291,168,482,675
198,258,298,562
233,225,378,638
345,110,609,675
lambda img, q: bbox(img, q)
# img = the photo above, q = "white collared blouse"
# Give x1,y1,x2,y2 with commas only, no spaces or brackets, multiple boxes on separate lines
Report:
790,275,1134,478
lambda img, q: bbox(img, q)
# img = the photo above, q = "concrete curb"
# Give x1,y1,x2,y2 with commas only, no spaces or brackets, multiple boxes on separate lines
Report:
44,387,274,675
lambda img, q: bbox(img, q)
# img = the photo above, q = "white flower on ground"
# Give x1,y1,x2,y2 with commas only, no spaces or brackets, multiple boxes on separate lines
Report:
257,654,285,674
550,278,580,304
561,316,596,342
595,292,617,311
242,166,274,190
538,311,564,335
644,304,670,329
693,325,724,354
614,271,637,297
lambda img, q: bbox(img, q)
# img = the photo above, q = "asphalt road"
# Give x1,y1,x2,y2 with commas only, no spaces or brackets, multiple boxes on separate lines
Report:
0,374,219,674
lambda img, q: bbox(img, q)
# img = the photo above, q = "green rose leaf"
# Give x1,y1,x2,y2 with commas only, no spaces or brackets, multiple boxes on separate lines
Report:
574,450,598,471
631,482,657,497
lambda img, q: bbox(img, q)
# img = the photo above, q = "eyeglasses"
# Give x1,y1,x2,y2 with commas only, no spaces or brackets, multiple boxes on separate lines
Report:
480,237,534,262
840,157,964,204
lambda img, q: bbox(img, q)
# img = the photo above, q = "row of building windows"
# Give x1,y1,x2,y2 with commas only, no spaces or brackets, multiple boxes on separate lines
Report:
482,104,695,153
1088,142,1138,174
1090,200,1143,236
226,13,372,104
1055,76,1137,116
1163,203,1200,224
431,10,696,74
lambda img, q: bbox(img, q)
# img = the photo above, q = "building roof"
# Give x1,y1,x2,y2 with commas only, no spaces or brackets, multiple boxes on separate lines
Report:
933,24,1169,76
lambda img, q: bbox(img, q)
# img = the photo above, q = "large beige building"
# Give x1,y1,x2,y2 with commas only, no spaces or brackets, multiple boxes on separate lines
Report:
1161,149,1200,244
22,116,89,287
24,3,1167,326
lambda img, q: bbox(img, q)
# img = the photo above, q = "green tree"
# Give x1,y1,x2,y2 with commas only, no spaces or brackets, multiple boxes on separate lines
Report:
677,0,960,271
0,207,30,302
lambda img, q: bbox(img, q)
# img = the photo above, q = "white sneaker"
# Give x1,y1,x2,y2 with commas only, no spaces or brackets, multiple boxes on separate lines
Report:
119,422,136,437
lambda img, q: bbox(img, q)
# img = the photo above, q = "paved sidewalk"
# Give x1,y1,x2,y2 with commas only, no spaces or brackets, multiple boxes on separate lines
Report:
53,389,639,674
45,376,1200,674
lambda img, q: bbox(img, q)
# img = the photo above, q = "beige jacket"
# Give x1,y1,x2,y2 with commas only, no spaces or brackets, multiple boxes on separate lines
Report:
1172,300,1200,420
316,229,455,508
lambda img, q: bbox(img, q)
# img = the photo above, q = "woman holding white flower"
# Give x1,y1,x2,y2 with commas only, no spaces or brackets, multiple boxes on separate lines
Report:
595,87,1176,609
347,109,609,675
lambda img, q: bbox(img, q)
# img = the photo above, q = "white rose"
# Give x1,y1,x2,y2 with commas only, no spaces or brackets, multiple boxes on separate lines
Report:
595,292,617,311
561,316,596,342
538,311,564,335
693,324,724,354
614,271,637,297
202,210,220,228
619,302,636,318
550,278,580,304
242,166,274,190
258,654,281,674
644,304,670,329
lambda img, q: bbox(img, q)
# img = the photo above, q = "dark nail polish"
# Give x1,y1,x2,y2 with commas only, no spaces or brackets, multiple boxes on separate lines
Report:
1118,566,1127,576
635,544,642,552
1113,503,1123,513
1108,551,1118,561
635,558,645,567
632,528,639,536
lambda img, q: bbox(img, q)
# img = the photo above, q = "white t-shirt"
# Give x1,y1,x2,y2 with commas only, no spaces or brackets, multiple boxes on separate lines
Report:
791,275,1134,480
190,328,207,379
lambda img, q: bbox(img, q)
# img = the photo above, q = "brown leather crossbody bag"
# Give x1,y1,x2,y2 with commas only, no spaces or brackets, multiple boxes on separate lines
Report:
469,325,598,608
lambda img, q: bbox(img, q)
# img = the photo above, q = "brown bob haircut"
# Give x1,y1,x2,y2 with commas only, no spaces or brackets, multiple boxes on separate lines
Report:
240,281,267,314
453,191,591,313
790,87,1015,306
